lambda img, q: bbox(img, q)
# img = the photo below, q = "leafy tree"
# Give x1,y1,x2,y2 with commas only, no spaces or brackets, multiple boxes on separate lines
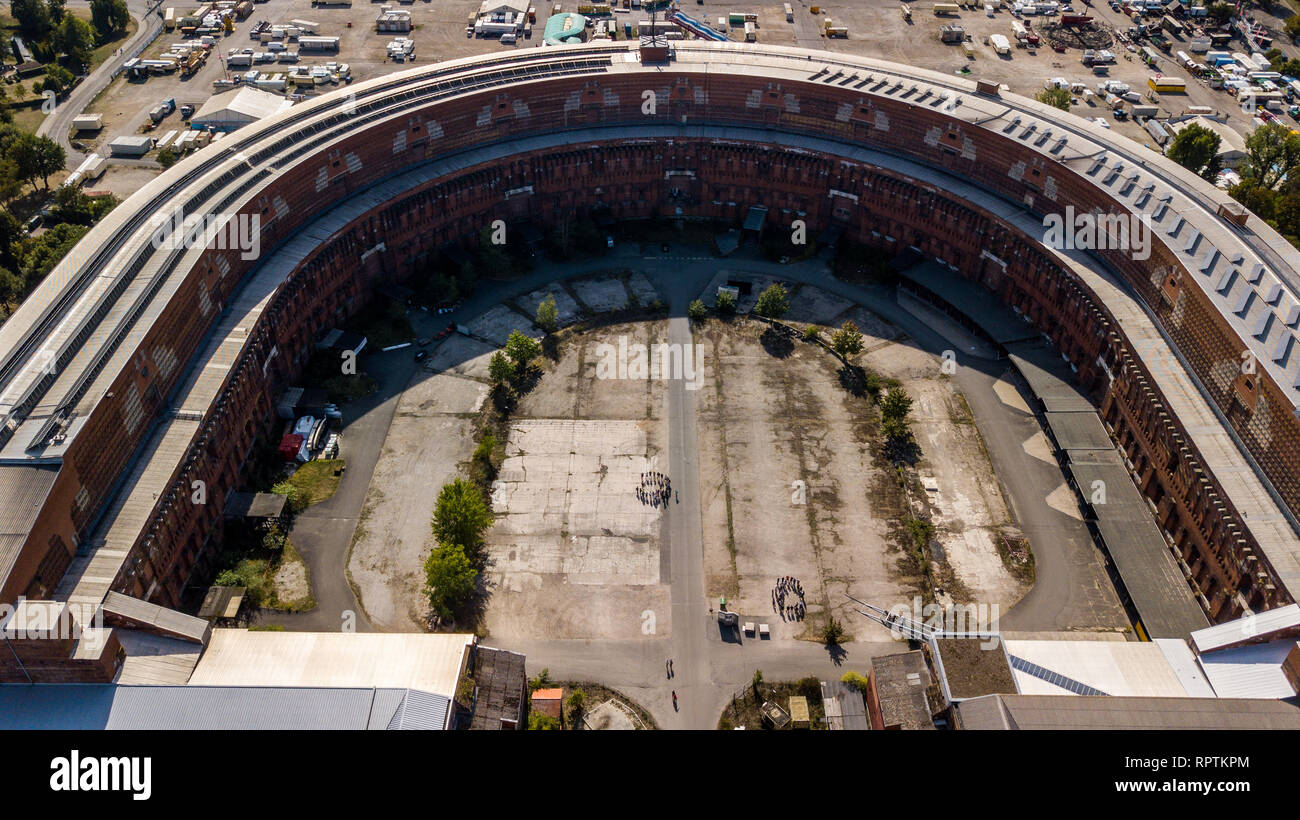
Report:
829,320,864,357
504,328,541,371
1238,123,1300,191
881,386,913,420
48,0,64,23
841,670,870,692
423,543,478,621
528,667,553,692
1206,1,1234,24
11,0,52,37
803,324,820,342
487,350,515,386
0,266,24,303
715,290,736,315
566,689,587,724
20,222,87,287
536,292,558,332
54,15,95,71
751,669,764,701
754,282,790,319
90,0,130,40
39,65,74,96
820,616,848,646
1287,16,1300,42
1166,122,1222,182
528,712,560,730
157,147,178,169
1034,87,1071,112
431,478,493,557
8,132,65,190
688,299,706,320
48,186,117,226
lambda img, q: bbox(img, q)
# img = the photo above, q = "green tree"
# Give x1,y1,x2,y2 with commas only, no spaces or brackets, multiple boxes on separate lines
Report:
841,670,870,692
536,292,558,332
829,320,864,358
566,689,587,725
751,669,764,701
715,290,736,315
53,15,95,71
270,480,306,514
89,0,129,40
688,299,706,320
1034,86,1071,112
423,543,478,621
1239,123,1300,191
754,282,790,319
9,133,65,190
504,329,541,371
1206,1,1234,25
11,0,52,37
803,324,820,342
1166,122,1222,182
39,65,74,96
820,616,847,646
431,478,493,556
157,147,179,169
487,350,515,386
528,712,560,730
528,667,553,692
880,386,913,421
1286,16,1300,42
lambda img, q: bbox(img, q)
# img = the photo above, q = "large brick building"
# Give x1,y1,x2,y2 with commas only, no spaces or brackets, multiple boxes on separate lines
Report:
2,42,1299,679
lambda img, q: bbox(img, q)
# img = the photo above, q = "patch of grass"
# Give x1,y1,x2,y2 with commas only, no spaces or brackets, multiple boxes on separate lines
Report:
277,459,344,510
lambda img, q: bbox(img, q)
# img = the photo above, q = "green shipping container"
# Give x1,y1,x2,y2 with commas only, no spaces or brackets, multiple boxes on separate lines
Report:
728,12,744,24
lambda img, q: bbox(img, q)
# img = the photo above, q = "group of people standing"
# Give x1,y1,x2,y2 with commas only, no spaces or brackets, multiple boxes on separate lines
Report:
773,575,805,622
637,471,675,508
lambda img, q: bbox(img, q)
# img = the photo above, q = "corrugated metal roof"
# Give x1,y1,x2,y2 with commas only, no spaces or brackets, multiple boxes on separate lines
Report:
1198,639,1299,699
0,463,58,582
0,685,450,730
960,694,1300,730
1191,603,1300,653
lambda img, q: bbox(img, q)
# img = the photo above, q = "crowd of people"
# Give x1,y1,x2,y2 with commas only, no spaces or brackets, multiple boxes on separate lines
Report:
637,470,674,508
773,576,805,622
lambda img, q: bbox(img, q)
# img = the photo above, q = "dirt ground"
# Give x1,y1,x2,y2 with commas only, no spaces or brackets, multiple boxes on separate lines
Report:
347,368,489,630
483,317,674,641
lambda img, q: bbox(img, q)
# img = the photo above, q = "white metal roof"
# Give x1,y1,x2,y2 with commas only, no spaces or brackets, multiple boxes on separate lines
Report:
1004,639,1201,697
191,86,293,125
188,630,475,697
1191,602,1300,653
1197,638,1299,699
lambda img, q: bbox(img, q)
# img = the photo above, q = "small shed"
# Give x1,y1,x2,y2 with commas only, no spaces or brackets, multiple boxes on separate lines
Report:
788,695,810,729
198,586,246,620
531,687,563,720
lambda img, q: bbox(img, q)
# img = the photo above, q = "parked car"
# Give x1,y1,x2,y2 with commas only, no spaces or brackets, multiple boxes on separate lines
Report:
414,350,428,362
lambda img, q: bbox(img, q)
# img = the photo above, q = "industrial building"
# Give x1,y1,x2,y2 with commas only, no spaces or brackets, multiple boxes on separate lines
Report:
3,42,1300,684
190,85,294,132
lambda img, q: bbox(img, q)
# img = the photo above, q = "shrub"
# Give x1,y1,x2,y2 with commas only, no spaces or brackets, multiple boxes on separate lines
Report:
716,290,737,315
754,283,790,319
688,299,707,320
841,671,870,692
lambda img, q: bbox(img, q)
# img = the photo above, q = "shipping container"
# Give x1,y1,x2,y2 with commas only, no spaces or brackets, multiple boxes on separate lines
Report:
164,7,176,28
1147,76,1186,92
784,3,793,21
71,113,103,131
934,2,960,13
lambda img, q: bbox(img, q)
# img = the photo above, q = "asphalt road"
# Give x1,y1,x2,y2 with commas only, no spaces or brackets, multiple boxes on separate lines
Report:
38,0,164,167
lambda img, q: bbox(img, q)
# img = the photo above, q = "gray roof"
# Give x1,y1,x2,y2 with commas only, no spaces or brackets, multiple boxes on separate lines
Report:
0,684,450,730
1067,457,1210,639
820,679,869,731
1043,411,1115,453
958,694,1300,730
0,463,58,583
900,261,1039,346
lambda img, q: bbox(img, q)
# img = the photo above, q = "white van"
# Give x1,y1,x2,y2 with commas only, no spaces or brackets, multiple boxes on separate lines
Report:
500,32,517,44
